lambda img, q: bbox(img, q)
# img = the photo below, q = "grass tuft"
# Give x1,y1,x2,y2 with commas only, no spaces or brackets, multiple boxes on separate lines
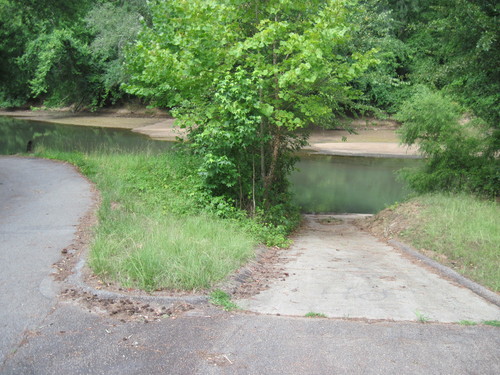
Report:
458,320,477,326
415,310,430,323
305,312,327,318
209,290,239,311
482,320,500,327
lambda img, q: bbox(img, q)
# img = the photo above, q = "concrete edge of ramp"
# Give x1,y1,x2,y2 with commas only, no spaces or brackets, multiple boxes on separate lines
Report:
389,239,500,307
66,257,208,305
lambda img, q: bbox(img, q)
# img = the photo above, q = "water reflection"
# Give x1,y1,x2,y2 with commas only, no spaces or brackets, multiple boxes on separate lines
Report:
0,116,171,155
1,116,417,213
290,154,418,213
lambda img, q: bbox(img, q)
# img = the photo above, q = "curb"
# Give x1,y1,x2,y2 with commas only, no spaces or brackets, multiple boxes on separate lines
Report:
67,255,208,306
389,239,500,308
62,165,209,307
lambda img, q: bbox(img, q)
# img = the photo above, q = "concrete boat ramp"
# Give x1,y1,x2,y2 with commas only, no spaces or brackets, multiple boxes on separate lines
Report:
237,214,500,323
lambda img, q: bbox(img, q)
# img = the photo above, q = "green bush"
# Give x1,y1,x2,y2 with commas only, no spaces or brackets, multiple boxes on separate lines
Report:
397,87,499,198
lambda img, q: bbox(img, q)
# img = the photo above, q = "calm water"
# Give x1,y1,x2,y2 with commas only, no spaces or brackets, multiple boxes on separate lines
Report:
0,116,418,213
0,116,171,154
290,154,417,213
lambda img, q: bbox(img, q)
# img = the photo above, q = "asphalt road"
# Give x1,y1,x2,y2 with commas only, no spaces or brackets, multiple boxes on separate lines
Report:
0,156,93,367
1,156,499,374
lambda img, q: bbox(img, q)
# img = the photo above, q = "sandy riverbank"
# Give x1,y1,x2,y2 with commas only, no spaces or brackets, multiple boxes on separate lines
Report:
0,109,420,157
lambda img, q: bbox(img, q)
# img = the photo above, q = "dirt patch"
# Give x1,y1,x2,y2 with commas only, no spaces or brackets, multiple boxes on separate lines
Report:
0,106,170,127
221,246,293,299
132,118,188,141
309,129,401,144
61,288,194,322
318,217,343,225
308,117,400,131
354,201,423,240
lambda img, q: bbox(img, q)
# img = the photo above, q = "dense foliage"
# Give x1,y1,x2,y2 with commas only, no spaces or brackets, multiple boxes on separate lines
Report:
397,87,499,198
0,0,498,209
0,0,147,108
125,0,378,213
389,0,499,198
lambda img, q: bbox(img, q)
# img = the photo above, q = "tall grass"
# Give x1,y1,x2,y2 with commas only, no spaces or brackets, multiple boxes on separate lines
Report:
36,148,256,291
400,194,499,291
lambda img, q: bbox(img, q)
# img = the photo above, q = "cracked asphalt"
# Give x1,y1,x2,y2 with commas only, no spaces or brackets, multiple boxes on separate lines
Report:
1,156,499,374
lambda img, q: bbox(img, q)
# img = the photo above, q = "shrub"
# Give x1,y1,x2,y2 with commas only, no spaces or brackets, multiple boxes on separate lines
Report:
397,87,499,198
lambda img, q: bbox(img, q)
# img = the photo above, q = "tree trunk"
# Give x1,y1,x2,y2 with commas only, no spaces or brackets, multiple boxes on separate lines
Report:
263,129,281,204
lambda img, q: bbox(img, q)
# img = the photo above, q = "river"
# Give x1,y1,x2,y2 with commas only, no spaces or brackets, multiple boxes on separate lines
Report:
0,116,418,213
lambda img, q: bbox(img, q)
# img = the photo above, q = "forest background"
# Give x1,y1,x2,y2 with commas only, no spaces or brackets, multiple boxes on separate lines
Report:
1,0,498,212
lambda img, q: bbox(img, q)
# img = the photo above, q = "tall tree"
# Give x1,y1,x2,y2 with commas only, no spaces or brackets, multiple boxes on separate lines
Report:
0,0,32,106
406,0,499,126
126,0,377,213
85,0,150,103
0,0,146,109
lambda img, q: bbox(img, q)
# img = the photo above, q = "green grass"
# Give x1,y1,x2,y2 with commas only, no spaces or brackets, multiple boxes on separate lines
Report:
36,148,257,292
209,290,239,311
305,312,327,318
482,320,500,327
457,320,500,327
458,320,478,326
415,310,431,323
398,193,500,292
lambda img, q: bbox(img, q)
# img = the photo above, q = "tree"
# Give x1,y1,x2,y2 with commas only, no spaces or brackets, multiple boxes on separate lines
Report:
0,0,32,106
85,0,150,104
397,87,499,198
0,0,99,108
0,0,147,109
125,0,377,215
347,0,412,113
404,0,499,127
18,27,100,109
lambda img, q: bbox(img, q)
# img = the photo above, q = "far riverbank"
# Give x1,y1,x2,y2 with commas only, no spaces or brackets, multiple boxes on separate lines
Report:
0,109,419,158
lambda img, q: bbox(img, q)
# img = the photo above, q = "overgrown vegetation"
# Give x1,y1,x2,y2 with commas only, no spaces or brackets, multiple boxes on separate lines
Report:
1,1,499,291
391,0,499,198
0,0,147,108
1,0,498,206
34,147,292,291
2,0,497,201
